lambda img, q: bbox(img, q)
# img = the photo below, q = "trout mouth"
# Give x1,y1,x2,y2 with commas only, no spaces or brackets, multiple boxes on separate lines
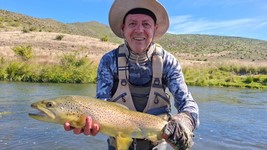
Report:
28,103,56,121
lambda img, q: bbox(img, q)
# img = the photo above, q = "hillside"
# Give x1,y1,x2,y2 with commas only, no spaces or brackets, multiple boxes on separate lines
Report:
1,9,267,64
68,22,122,43
0,10,122,43
159,34,267,62
0,9,267,88
0,31,118,64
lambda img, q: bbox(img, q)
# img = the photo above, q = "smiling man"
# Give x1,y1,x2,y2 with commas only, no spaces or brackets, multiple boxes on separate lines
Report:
64,0,199,150
122,10,158,54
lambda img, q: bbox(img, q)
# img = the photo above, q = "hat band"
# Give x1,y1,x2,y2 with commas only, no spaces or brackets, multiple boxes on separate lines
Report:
123,8,157,24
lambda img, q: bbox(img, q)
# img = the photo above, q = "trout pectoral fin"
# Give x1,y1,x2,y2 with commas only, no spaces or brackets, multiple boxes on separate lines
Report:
115,135,132,150
69,115,86,128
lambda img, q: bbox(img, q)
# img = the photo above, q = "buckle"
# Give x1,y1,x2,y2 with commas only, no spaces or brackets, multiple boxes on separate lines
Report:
121,79,127,86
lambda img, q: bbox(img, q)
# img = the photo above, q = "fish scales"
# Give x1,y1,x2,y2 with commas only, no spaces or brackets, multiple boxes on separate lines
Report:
29,95,168,150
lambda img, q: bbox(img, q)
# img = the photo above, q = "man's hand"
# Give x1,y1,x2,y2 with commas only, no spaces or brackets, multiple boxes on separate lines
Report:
162,113,194,150
64,116,100,136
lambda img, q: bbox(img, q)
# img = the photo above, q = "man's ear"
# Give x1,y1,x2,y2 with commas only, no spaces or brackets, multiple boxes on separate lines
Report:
120,24,125,38
155,24,159,30
153,24,158,39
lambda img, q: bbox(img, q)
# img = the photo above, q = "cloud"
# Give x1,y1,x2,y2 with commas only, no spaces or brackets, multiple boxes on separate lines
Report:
168,15,267,37
183,0,257,7
253,21,267,30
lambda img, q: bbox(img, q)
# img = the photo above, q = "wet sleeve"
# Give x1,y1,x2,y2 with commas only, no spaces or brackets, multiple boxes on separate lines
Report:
163,51,200,128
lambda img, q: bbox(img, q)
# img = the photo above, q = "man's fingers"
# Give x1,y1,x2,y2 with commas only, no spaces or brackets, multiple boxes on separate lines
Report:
83,116,93,135
73,128,82,134
64,122,73,131
64,116,99,136
91,123,100,136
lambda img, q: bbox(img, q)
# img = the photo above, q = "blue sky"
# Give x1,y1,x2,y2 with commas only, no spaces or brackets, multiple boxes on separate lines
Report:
1,0,267,41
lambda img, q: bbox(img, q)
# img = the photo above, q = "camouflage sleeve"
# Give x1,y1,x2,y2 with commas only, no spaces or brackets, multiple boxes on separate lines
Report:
162,50,200,128
96,50,117,100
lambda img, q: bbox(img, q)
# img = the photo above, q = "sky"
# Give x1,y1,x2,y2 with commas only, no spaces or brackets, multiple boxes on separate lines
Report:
0,0,267,41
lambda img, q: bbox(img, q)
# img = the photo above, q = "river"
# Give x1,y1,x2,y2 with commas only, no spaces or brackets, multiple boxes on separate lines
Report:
0,82,266,150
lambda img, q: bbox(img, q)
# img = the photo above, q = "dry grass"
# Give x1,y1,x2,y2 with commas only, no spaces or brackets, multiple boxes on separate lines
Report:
0,31,119,64
1,30,267,68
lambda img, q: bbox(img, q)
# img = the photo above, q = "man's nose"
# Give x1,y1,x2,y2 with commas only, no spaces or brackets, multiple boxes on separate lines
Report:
135,24,144,32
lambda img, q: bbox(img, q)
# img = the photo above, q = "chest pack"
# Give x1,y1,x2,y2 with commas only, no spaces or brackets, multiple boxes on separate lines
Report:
110,44,170,115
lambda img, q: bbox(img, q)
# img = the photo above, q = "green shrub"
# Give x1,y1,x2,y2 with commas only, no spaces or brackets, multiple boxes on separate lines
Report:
1,57,5,64
263,78,267,85
101,35,109,42
9,21,19,27
55,35,64,40
12,45,33,60
29,26,37,31
22,27,30,33
0,66,7,80
39,62,97,83
6,62,24,81
5,62,39,82
258,67,267,74
40,66,66,83
61,54,87,67
244,76,253,84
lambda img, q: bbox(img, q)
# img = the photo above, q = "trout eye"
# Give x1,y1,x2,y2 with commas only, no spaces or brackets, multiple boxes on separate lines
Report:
46,102,53,108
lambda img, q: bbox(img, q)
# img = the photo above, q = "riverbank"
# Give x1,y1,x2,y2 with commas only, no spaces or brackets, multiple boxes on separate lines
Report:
0,55,98,83
0,31,266,89
1,58,267,89
183,62,267,89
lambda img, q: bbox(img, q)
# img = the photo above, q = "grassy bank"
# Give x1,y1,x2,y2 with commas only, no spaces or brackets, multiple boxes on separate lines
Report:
1,58,267,89
0,55,97,84
183,63,267,89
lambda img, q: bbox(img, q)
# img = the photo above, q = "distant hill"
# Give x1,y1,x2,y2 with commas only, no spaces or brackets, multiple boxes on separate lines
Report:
68,21,122,43
0,10,122,43
0,10,71,33
158,34,267,61
1,9,267,62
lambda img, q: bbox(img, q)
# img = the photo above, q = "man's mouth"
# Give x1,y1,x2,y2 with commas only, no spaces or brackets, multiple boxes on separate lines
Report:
133,37,145,41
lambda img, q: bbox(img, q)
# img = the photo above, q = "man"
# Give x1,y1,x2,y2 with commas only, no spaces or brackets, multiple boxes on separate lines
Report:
65,0,199,150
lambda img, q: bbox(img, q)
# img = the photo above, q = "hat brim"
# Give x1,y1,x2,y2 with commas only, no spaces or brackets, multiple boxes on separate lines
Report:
109,0,169,40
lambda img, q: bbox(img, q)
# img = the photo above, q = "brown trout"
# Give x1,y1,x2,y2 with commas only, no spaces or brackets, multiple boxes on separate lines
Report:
29,96,168,150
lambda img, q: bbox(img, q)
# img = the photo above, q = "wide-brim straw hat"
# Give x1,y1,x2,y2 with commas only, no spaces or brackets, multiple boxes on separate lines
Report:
109,0,169,40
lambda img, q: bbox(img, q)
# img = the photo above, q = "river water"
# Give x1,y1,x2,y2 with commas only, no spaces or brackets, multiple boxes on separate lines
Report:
0,82,266,150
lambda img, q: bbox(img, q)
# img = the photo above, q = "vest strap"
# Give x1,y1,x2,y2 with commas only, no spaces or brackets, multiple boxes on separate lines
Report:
111,43,170,113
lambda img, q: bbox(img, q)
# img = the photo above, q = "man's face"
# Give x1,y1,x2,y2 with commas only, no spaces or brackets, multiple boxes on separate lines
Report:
122,14,158,54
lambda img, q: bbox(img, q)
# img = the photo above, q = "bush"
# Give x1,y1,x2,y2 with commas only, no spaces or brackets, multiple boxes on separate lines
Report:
12,45,33,61
1,57,5,64
40,61,97,83
6,62,24,81
61,54,87,67
263,78,267,85
9,21,19,27
55,35,64,40
101,35,109,42
22,27,30,33
0,66,7,80
29,26,37,31
243,76,253,84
